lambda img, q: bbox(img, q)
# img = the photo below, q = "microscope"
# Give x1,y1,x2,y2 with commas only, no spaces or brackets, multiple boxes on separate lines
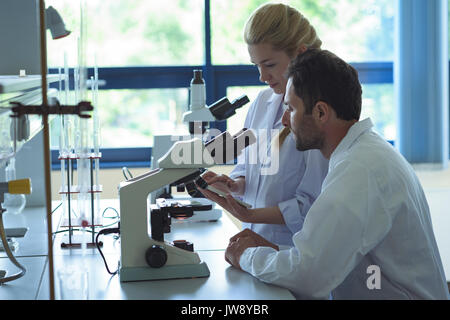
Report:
118,128,256,282
150,69,249,221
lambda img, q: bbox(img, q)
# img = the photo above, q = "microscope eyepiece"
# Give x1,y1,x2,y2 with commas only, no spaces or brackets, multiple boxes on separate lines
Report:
231,95,250,109
208,95,249,121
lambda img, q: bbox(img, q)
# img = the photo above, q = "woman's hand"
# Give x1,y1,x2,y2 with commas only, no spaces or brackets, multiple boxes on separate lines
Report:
201,171,245,195
197,176,286,225
196,186,254,223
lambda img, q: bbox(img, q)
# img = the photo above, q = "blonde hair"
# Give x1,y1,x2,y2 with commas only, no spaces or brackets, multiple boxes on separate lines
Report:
244,3,322,58
245,3,321,148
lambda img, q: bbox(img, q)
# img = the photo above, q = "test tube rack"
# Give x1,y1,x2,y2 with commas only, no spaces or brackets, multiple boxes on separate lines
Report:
58,152,103,248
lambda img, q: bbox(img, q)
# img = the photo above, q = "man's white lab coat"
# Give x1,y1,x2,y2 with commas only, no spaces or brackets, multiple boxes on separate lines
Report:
239,118,450,299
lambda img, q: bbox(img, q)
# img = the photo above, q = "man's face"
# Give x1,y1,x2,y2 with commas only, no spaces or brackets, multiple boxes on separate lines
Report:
282,77,323,151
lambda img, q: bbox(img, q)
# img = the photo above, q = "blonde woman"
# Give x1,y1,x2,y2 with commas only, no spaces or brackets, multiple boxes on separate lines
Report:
199,3,328,246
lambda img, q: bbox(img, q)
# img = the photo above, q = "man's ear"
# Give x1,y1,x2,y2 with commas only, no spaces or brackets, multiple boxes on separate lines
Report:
313,101,330,123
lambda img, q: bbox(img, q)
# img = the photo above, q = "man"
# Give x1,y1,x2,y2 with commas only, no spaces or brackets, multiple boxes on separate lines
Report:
199,49,449,299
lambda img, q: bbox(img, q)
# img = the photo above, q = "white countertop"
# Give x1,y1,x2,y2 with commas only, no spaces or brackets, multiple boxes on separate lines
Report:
37,250,292,300
0,199,295,300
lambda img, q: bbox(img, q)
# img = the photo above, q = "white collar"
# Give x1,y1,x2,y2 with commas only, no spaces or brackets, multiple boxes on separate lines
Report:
267,91,283,104
329,117,374,165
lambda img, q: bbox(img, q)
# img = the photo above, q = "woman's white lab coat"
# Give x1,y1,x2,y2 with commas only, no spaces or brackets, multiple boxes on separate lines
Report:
230,88,329,246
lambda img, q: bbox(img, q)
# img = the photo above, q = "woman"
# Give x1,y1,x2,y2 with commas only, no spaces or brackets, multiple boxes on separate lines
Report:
199,3,329,246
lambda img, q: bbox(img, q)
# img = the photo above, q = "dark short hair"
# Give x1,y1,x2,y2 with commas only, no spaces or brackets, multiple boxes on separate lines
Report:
287,49,362,121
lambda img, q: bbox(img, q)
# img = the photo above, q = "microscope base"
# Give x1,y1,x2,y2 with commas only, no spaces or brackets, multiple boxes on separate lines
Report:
119,262,210,282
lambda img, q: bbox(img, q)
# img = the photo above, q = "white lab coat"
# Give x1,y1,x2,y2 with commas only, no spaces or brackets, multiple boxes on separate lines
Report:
230,88,328,246
239,118,450,299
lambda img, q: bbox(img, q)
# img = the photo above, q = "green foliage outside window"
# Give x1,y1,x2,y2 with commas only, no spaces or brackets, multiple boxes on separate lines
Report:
47,0,396,148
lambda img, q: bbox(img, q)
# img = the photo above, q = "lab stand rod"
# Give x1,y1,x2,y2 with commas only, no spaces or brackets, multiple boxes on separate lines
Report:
203,0,214,105
39,0,55,300
204,0,211,68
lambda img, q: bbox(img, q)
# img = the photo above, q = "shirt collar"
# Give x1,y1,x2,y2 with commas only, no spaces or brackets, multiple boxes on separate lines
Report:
267,91,283,104
329,117,374,164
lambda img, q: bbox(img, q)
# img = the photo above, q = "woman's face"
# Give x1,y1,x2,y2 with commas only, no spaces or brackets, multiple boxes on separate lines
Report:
248,43,293,95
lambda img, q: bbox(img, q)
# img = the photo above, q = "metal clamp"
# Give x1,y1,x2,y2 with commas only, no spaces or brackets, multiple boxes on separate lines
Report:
9,100,93,118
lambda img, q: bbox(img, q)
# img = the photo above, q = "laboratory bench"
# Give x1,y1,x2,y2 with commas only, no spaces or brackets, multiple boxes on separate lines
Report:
0,198,294,300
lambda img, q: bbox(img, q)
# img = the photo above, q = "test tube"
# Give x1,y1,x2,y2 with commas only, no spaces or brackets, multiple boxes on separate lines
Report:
77,117,90,242
76,23,89,247
57,66,66,156
91,71,101,225
74,65,80,154
79,0,89,256
57,65,67,222
62,52,71,224
93,60,100,154
94,60,101,211
63,52,71,155
58,67,62,108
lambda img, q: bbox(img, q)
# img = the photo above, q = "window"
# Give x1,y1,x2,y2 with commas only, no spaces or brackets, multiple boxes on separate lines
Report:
213,0,395,140
288,0,394,62
211,0,395,63
48,0,396,167
360,84,395,140
46,0,204,67
226,86,262,134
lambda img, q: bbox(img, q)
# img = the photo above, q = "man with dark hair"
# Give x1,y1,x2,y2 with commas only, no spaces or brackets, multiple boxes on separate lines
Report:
219,49,449,299
287,49,362,121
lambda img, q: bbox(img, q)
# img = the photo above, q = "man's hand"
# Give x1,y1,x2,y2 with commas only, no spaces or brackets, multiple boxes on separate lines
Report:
225,229,279,270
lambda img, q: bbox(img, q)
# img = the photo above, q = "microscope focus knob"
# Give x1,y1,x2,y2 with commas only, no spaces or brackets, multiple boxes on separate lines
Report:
145,245,167,268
